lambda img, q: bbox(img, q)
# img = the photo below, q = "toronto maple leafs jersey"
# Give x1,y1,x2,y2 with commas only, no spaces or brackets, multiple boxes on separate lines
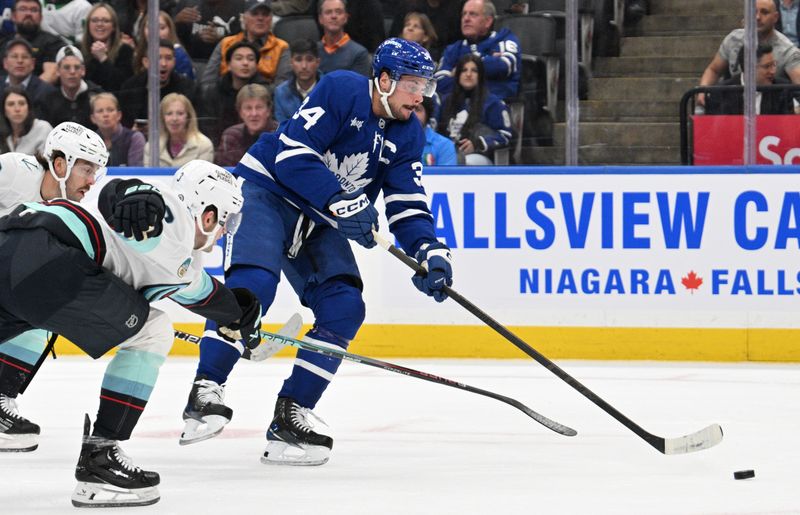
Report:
434,28,521,100
0,152,45,217
10,182,233,319
235,70,437,255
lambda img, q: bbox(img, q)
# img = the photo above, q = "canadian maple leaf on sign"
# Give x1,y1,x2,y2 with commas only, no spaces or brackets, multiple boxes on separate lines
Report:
681,271,703,293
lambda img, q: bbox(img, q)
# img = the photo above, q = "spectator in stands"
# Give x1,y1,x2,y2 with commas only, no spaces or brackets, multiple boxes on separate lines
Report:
0,85,51,153
120,40,195,127
343,0,385,53
271,0,312,17
41,45,101,128
81,3,134,93
389,0,462,61
437,54,512,166
89,92,145,166
707,43,799,115
108,0,147,42
774,0,799,47
199,0,290,90
317,0,370,76
413,95,456,166
144,92,213,166
200,40,265,142
0,0,64,84
0,0,16,37
215,83,277,166
698,0,800,109
134,10,194,79
273,38,321,122
0,38,55,115
434,0,520,100
171,0,244,60
400,11,439,61
40,0,92,45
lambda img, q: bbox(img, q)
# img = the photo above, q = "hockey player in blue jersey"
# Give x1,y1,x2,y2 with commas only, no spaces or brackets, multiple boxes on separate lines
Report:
182,38,455,466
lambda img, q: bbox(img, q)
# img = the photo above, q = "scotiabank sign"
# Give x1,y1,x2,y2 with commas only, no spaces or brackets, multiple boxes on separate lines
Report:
693,115,800,165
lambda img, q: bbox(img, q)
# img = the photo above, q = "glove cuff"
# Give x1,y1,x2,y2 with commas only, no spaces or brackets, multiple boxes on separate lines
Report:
328,192,371,218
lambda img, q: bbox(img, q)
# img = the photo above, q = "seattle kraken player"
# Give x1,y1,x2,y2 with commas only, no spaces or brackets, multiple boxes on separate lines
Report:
0,160,261,507
0,122,108,453
184,38,455,465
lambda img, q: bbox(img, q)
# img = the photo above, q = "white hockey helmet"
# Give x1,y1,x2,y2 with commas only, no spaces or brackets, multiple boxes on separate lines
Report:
44,122,109,198
173,160,244,240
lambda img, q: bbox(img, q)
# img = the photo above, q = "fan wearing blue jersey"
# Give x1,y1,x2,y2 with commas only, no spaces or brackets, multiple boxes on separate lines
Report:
183,38,455,466
433,0,520,100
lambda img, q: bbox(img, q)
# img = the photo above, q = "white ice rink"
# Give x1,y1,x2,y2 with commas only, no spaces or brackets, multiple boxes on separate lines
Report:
1,356,798,514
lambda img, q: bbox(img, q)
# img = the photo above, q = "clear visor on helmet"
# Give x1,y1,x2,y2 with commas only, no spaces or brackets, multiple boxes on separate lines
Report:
68,158,107,181
395,76,437,98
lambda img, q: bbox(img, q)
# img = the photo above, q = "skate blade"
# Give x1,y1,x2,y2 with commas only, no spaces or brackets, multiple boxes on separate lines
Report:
179,415,229,446
260,440,330,466
71,481,160,508
0,433,38,452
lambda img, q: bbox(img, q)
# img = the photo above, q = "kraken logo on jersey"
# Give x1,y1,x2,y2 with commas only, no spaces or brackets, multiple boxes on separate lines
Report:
322,151,370,194
177,258,192,278
125,314,139,328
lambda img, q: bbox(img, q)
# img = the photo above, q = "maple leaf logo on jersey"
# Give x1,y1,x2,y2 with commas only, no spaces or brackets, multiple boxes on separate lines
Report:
322,151,371,193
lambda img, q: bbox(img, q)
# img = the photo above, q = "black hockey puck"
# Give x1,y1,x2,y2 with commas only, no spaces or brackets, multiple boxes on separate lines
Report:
733,469,755,480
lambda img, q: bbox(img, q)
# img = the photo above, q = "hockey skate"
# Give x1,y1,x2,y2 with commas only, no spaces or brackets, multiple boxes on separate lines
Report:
0,393,40,452
179,375,233,445
71,414,160,508
261,397,333,466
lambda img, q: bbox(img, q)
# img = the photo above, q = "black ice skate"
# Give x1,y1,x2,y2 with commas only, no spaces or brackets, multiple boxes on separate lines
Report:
0,393,40,452
71,414,160,508
262,397,333,466
179,375,233,445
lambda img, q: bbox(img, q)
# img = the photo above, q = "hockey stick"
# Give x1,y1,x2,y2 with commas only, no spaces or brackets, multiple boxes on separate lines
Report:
372,231,723,455
18,332,58,395
171,326,576,437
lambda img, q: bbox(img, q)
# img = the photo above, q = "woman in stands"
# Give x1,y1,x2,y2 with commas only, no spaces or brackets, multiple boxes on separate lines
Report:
81,3,134,93
437,54,513,166
400,12,440,61
133,10,194,79
89,92,145,167
144,93,213,167
0,86,52,154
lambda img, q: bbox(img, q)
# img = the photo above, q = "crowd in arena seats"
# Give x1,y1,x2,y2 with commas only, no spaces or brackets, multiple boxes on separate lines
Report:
0,0,793,167
698,0,800,115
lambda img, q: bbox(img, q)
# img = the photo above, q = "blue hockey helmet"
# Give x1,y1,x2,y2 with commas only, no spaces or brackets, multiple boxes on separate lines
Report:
372,38,436,96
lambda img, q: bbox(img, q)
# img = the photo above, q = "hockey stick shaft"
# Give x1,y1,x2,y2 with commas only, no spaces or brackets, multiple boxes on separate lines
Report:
171,328,575,437
258,328,576,437
373,232,722,454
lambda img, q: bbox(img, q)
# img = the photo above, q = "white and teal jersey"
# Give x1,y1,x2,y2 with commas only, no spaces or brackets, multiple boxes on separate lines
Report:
0,152,45,217
19,185,213,306
86,186,207,303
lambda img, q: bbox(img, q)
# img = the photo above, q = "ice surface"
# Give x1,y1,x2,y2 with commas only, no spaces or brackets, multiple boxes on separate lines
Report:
2,357,798,514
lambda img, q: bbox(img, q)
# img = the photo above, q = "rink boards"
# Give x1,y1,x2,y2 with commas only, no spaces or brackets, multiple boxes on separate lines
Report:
57,165,800,362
